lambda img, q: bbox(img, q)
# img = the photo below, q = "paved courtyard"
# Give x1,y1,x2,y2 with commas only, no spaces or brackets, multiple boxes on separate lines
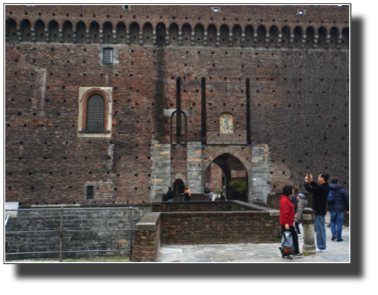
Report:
157,225,350,262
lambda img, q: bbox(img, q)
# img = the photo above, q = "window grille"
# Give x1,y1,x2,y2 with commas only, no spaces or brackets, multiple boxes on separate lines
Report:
103,48,113,64
86,94,105,132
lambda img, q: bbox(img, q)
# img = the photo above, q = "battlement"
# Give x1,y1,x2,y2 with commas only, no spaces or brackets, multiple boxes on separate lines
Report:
6,5,349,50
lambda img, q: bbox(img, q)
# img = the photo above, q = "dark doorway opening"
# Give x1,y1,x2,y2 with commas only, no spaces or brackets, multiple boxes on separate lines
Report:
173,179,185,195
214,154,248,202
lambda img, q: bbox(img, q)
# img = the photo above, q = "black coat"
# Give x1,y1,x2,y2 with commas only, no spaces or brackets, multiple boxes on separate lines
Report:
182,192,190,201
304,181,329,215
165,189,174,201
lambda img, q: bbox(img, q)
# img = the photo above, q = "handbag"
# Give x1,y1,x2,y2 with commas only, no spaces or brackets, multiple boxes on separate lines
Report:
279,230,295,257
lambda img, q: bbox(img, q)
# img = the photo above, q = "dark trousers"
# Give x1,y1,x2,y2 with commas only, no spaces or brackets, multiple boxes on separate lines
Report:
294,222,301,234
281,225,300,255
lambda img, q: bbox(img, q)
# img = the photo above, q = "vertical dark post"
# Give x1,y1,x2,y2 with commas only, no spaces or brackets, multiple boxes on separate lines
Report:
59,207,64,262
129,207,133,261
201,77,207,144
176,77,181,143
246,78,251,144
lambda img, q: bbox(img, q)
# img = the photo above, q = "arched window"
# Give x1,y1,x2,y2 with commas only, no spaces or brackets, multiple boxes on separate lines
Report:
6,18,18,43
269,25,278,48
282,26,290,48
20,19,31,42
48,20,59,43
116,22,126,44
143,22,153,45
76,21,86,44
306,26,315,49
257,25,266,47
129,22,139,45
294,26,302,49
318,27,327,49
34,20,45,43
78,87,112,138
182,23,191,46
220,24,229,47
86,94,105,132
194,23,204,46
62,21,73,43
90,21,100,44
232,25,241,47
103,21,113,44
169,23,179,46
207,24,217,47
341,27,349,50
244,25,253,47
330,27,338,49
156,22,166,47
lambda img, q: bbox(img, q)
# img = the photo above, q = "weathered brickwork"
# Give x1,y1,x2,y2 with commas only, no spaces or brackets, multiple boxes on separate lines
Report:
6,5,349,205
160,211,281,245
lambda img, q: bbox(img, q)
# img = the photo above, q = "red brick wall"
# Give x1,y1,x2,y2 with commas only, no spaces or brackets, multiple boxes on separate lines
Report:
5,5,349,205
161,211,280,244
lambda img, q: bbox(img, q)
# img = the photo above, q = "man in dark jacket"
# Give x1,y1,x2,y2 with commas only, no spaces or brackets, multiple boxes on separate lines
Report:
328,177,349,242
304,173,329,252
165,187,174,202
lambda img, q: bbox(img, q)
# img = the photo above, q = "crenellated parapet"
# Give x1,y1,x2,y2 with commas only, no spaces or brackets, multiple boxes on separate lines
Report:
5,5,349,50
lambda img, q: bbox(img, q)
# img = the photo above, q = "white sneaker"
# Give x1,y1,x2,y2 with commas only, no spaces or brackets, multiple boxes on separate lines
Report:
316,248,327,252
298,234,302,237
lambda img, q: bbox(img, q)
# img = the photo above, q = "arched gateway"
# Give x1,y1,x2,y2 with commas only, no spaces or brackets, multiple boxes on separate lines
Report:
204,153,249,202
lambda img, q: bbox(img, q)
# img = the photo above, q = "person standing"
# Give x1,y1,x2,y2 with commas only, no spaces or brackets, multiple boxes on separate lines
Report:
290,188,300,235
208,189,214,201
304,173,330,252
279,184,303,258
294,193,308,238
165,187,174,202
328,177,349,242
182,187,191,201
219,191,226,201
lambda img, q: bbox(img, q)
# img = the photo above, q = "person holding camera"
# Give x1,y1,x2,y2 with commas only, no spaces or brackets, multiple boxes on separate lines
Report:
304,173,330,252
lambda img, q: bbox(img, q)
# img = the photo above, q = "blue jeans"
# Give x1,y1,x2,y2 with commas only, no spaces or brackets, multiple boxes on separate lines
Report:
330,211,344,239
167,199,173,202
314,215,326,250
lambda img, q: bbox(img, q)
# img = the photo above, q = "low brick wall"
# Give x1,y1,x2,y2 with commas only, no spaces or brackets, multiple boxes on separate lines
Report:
132,213,161,262
254,193,313,210
152,201,231,212
160,194,209,202
160,211,281,245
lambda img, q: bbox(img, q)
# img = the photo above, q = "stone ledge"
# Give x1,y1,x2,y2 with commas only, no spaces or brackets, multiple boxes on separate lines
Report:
135,212,161,231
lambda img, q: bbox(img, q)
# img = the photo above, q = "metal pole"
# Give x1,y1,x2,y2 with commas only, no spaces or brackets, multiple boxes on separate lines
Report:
59,207,64,262
129,207,133,261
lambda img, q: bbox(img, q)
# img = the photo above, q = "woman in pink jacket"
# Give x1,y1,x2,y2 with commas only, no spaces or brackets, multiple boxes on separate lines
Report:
280,184,303,258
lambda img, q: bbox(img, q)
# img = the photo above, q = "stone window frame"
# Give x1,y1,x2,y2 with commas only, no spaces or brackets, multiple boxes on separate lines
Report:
78,87,112,138
219,112,234,134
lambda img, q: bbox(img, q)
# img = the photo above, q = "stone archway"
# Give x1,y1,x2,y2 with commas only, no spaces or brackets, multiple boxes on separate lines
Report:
206,153,249,202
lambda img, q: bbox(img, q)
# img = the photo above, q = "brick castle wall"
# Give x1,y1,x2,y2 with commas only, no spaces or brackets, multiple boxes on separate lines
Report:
6,5,349,205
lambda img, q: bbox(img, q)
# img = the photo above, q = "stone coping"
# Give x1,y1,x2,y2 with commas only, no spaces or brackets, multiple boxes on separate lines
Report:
18,203,151,208
234,201,280,216
135,212,161,231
